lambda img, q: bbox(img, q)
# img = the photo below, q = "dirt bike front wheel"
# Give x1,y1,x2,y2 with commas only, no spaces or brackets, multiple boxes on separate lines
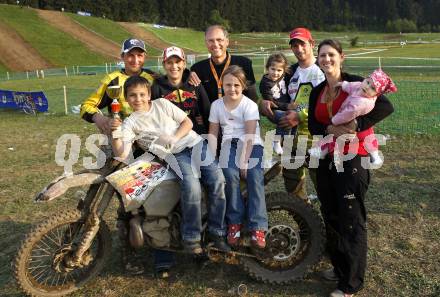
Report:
241,191,325,284
14,209,111,297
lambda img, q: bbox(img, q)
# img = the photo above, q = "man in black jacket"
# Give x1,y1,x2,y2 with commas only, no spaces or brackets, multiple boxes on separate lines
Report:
190,25,258,103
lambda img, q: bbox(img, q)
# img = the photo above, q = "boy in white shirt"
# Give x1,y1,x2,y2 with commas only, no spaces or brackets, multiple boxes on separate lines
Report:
111,76,229,254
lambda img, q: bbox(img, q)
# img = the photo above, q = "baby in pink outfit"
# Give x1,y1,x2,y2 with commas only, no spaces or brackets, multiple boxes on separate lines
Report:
309,69,397,165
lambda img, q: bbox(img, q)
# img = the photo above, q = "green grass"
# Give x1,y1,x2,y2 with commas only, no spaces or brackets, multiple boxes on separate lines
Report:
0,5,109,66
141,24,207,53
68,13,161,56
0,75,100,114
68,13,129,44
0,62,8,73
0,113,439,297
1,74,440,135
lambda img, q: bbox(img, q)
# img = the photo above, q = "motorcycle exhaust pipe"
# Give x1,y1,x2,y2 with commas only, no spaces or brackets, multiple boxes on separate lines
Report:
129,214,144,249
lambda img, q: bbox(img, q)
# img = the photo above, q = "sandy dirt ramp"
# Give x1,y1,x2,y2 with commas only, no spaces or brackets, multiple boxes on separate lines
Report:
0,21,53,71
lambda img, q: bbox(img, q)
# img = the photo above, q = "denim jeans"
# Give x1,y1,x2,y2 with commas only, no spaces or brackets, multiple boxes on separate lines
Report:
274,110,297,137
173,140,227,242
153,249,175,272
220,139,268,231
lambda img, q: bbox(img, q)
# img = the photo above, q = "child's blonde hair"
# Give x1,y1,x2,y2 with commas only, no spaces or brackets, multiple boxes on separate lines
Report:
222,65,248,90
265,53,290,74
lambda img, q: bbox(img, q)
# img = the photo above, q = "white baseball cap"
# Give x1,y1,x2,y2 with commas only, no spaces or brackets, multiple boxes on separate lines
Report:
162,46,185,62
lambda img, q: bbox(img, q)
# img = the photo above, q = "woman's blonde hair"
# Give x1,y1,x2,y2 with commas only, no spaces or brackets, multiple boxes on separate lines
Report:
221,65,248,90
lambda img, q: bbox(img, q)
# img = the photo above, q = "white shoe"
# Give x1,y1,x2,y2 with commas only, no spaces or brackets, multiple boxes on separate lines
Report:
329,289,354,297
272,141,283,155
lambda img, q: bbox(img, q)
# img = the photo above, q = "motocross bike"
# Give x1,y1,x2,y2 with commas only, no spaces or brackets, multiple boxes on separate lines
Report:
14,154,325,297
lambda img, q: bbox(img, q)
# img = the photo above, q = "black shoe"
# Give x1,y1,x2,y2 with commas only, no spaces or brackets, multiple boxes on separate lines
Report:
208,234,231,252
321,268,339,282
124,260,144,275
183,240,203,254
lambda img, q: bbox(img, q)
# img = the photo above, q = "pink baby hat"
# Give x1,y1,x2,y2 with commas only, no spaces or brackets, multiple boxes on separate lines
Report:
369,69,397,94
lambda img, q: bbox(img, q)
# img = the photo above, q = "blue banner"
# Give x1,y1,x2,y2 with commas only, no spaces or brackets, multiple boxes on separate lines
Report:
0,89,48,112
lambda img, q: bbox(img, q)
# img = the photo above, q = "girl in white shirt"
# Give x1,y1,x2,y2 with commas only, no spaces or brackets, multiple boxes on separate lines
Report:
208,65,268,249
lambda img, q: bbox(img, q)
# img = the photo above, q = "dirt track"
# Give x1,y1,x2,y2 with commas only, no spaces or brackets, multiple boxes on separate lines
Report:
0,21,53,71
37,9,120,60
118,22,172,53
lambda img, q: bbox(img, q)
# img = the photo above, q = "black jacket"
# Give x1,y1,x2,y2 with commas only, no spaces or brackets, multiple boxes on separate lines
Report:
191,52,258,102
308,72,394,136
259,74,291,110
151,69,211,134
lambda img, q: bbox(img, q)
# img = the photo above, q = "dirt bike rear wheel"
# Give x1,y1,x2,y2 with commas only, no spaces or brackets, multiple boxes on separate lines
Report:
241,191,325,284
14,209,111,297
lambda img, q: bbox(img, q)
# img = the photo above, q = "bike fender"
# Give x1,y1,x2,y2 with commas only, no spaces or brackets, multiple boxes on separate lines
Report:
34,173,105,202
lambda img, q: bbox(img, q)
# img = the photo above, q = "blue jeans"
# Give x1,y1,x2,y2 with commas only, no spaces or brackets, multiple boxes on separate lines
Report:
220,139,268,231
173,140,227,242
153,249,175,272
274,110,297,137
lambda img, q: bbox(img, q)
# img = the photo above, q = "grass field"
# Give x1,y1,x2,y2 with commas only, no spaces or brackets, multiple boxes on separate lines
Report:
0,62,8,73
0,5,108,66
141,24,207,53
0,113,439,297
68,13,130,44
0,72,439,135
68,13,162,56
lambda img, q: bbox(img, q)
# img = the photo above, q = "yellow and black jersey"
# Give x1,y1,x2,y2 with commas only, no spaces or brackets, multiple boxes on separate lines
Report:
80,69,156,122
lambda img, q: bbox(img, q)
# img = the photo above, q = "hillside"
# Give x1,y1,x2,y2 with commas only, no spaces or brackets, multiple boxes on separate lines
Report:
0,5,171,71
36,9,120,60
0,20,53,71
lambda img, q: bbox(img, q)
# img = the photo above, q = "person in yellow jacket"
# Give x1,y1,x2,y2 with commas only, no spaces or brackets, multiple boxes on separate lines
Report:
80,38,156,134
81,38,171,277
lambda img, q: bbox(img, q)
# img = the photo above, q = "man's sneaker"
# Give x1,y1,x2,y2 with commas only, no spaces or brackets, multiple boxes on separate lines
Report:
227,224,242,246
251,230,266,249
329,289,354,297
321,268,339,281
208,234,231,252
183,241,203,254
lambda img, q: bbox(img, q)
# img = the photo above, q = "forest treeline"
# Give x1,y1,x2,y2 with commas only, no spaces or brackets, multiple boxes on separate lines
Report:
3,0,440,33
